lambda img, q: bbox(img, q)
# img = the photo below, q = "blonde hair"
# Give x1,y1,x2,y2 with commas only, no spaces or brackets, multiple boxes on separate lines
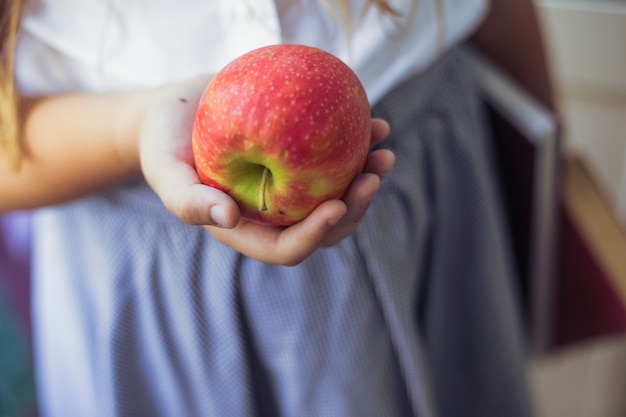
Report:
0,0,401,168
0,0,25,169
322,0,400,37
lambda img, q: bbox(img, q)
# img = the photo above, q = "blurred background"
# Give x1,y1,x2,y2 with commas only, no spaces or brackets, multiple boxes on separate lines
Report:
0,1,625,416
530,0,626,417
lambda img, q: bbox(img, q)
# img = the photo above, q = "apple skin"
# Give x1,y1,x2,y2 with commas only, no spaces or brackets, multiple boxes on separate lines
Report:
192,44,371,226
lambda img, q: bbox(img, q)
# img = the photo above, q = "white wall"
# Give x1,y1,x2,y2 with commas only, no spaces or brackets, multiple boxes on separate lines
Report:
537,0,626,226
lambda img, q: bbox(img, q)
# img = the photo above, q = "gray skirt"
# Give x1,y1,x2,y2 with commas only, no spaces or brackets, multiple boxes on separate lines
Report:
32,46,534,417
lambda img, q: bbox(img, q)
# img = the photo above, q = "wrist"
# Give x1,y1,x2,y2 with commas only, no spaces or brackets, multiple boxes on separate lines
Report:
113,89,157,177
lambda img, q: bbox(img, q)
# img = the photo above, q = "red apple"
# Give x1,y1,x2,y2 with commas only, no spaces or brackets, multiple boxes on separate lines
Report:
192,44,371,226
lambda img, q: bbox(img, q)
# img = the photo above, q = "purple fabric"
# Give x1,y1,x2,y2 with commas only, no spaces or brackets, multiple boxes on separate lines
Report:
0,212,33,329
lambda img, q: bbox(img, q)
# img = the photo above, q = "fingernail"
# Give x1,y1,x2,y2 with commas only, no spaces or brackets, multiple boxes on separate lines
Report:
210,205,227,228
327,215,342,227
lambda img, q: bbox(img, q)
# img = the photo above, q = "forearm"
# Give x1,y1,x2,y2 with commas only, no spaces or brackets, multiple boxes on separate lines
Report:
0,90,152,212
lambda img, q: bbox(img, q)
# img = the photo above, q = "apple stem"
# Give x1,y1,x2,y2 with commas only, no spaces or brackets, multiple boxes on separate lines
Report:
259,166,269,212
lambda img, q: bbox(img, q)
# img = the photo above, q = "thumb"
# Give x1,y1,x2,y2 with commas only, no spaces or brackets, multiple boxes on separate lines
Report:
273,199,347,264
144,153,240,228
170,182,240,228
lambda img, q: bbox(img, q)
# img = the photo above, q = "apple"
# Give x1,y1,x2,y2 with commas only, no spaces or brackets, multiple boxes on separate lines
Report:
192,44,371,226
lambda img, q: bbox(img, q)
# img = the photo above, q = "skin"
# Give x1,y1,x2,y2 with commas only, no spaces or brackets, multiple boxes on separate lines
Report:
1,74,395,266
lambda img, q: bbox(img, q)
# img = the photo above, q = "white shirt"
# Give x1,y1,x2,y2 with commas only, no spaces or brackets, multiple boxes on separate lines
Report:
17,0,488,104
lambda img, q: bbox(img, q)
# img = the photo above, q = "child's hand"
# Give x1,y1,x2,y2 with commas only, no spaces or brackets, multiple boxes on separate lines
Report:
207,119,394,266
139,75,394,266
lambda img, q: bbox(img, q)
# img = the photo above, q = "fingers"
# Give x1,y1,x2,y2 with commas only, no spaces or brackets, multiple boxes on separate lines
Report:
319,146,395,247
321,173,380,247
207,200,347,266
370,118,391,148
274,200,347,264
363,148,395,178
